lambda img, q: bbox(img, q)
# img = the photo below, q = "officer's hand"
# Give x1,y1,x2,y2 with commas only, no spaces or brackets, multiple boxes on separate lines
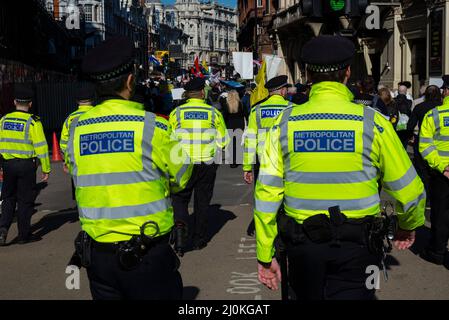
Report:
393,229,416,250
243,171,253,184
41,173,49,182
63,164,69,174
257,258,281,291
443,166,449,179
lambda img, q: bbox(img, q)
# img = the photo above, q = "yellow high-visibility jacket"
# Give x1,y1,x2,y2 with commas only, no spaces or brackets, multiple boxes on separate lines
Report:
66,99,192,242
419,96,449,173
243,94,292,171
60,105,93,157
168,98,229,163
255,81,426,262
0,111,51,173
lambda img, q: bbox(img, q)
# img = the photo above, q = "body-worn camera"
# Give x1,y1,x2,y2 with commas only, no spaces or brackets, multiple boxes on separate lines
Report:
117,220,160,270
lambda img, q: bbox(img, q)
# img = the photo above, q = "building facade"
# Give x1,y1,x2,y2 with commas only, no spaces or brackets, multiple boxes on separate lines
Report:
45,0,148,70
237,0,277,60
245,0,449,96
175,0,238,67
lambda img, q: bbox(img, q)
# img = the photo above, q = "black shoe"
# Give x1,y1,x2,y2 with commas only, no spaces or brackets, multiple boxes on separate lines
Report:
193,240,207,251
17,234,42,245
444,254,449,271
420,248,445,265
0,228,7,246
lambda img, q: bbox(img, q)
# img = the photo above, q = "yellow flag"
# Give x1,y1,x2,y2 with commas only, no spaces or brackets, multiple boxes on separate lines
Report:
202,59,209,72
250,60,269,107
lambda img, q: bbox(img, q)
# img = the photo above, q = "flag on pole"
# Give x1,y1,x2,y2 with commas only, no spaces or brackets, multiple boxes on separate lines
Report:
194,56,204,78
202,59,209,73
250,60,269,107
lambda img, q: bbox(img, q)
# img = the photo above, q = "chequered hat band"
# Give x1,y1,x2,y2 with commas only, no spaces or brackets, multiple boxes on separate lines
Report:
268,83,288,92
306,63,349,73
89,62,134,81
15,98,32,103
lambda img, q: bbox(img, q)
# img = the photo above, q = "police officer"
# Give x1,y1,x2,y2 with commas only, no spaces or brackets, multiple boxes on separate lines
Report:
0,84,50,245
60,83,95,201
60,83,95,159
67,37,192,299
243,75,293,236
254,36,426,300
419,75,449,267
169,78,229,254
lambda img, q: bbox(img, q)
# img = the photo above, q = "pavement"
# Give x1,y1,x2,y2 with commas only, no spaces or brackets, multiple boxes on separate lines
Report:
0,162,448,300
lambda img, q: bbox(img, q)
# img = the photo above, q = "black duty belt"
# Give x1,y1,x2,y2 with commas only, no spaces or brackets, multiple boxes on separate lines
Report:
91,233,170,254
277,207,376,246
4,157,36,162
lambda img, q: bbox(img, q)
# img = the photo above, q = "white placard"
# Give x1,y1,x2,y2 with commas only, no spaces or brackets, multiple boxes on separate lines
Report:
232,52,254,79
171,88,185,100
264,55,283,81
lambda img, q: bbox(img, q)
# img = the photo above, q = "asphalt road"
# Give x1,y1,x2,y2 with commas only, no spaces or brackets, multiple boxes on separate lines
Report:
0,163,448,300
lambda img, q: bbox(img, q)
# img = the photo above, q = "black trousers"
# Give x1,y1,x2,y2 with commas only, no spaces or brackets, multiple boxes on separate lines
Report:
413,139,430,196
0,158,36,239
171,163,218,244
87,241,183,300
428,170,449,254
286,239,379,300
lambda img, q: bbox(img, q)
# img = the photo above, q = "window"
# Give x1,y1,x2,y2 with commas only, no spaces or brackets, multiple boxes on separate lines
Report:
93,5,97,21
266,0,270,14
84,4,92,22
257,0,263,8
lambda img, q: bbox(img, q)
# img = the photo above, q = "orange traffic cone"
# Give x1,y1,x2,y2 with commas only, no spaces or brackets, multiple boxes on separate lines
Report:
51,132,63,162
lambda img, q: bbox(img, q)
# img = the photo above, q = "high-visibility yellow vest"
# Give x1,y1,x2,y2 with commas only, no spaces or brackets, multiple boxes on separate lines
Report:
255,82,426,262
243,94,292,171
168,98,229,163
67,99,192,242
419,96,449,173
0,110,51,173
60,105,93,157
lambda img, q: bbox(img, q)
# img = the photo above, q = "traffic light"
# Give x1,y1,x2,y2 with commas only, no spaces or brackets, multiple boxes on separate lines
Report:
302,0,369,18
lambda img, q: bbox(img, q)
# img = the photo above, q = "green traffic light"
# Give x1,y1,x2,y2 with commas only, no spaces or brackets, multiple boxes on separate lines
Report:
330,0,345,11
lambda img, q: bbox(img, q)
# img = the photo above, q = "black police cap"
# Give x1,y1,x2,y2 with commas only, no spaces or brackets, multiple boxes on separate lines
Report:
265,75,288,91
14,83,34,102
82,36,135,81
301,36,355,73
184,77,205,91
76,82,96,101
441,75,449,89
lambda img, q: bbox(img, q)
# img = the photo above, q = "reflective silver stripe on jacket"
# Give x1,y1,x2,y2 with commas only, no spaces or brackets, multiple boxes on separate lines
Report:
24,117,33,142
258,173,283,188
0,149,34,156
0,138,32,144
421,145,436,157
33,141,47,148
255,198,282,213
79,198,171,220
403,191,426,213
383,165,417,191
419,137,433,144
433,109,440,133
284,193,380,211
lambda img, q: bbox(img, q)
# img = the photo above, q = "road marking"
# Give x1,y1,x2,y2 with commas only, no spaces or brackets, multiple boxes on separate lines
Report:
226,236,264,299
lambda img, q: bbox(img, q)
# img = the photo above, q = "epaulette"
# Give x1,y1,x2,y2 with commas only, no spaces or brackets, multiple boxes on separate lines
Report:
31,114,41,122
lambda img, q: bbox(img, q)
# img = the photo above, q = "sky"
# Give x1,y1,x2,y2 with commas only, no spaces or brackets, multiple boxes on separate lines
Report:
161,0,237,8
